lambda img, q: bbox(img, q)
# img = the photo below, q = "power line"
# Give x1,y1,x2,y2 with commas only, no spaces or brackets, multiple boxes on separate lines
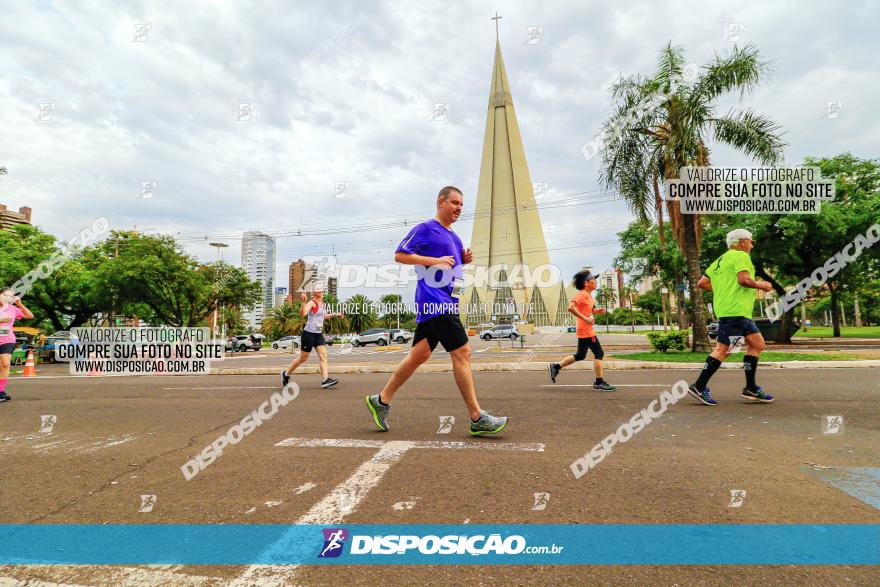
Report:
170,190,622,242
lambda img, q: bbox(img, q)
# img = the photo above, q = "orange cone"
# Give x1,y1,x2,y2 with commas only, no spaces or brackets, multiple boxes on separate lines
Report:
22,350,37,377
87,353,100,377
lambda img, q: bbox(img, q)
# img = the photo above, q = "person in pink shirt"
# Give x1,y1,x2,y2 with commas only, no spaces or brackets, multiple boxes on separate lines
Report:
0,288,34,402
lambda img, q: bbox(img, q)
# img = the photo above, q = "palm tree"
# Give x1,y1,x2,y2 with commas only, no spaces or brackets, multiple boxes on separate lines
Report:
620,284,639,333
261,302,305,338
594,287,617,334
345,294,377,334
599,43,785,350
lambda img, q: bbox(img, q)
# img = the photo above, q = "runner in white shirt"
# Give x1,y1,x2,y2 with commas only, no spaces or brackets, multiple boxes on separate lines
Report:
280,288,344,389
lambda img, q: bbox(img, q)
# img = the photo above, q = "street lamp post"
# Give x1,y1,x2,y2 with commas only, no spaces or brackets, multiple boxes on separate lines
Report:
209,242,229,339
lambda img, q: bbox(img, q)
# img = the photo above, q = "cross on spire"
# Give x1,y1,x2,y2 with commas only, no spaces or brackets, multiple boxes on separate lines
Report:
491,12,502,41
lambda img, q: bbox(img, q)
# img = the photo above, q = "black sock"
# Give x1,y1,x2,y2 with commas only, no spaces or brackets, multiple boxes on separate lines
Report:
377,395,389,406
743,355,759,390
694,356,722,391
595,378,604,384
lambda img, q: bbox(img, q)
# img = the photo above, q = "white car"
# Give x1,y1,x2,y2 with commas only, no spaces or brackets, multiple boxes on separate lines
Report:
352,328,391,347
271,335,301,350
389,329,414,343
479,325,520,340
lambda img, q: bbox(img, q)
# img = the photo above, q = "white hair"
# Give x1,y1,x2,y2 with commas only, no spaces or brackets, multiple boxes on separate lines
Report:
726,229,753,248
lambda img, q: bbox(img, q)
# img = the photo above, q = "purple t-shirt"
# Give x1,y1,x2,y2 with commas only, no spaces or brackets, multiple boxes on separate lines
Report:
396,219,464,323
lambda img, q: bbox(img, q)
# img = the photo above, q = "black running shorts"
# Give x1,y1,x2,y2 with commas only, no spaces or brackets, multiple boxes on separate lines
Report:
0,343,16,355
716,317,760,346
300,331,326,352
573,336,604,361
412,313,469,353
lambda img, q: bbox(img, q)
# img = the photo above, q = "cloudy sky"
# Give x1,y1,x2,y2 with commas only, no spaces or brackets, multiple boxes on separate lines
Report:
2,0,877,301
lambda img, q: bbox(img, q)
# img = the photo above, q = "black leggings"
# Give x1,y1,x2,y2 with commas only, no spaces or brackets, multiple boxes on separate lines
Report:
573,336,604,361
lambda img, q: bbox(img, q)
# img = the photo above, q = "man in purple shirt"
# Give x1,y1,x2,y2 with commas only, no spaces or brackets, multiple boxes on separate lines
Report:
364,186,508,436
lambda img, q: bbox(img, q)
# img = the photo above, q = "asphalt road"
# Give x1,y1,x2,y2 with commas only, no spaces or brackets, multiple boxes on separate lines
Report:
1,367,878,585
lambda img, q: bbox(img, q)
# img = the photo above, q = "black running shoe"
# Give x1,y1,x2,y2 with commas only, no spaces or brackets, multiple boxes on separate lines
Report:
547,363,561,383
0,392,11,402
688,384,718,406
321,378,339,389
280,370,290,388
593,381,616,392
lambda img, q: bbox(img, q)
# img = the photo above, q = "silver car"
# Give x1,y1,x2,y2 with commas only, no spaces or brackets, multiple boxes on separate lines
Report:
389,329,413,343
352,328,390,347
271,335,301,350
479,324,520,340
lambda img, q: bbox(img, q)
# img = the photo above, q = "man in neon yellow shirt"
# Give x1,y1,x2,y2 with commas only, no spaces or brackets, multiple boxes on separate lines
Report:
688,229,775,406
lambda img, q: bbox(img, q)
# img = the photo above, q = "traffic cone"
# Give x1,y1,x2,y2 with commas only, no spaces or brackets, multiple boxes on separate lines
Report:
22,350,37,377
87,353,100,377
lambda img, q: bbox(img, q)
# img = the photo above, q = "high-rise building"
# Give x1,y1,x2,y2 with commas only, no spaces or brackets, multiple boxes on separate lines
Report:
599,268,625,310
459,33,574,328
327,276,338,300
289,259,307,294
0,204,32,230
274,287,288,308
241,231,276,329
289,258,337,297
635,274,659,295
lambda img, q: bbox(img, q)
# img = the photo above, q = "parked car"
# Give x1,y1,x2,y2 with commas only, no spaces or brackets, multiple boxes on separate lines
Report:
39,330,79,363
389,328,413,343
479,324,520,340
226,334,262,352
352,328,391,347
271,335,300,350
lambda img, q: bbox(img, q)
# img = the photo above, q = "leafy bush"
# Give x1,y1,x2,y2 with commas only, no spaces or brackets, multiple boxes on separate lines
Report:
646,330,689,353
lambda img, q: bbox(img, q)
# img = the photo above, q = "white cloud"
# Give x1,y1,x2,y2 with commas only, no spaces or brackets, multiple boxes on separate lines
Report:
1,0,877,301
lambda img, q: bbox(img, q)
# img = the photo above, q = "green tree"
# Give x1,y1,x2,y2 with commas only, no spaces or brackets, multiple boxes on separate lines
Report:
600,42,785,350
261,302,305,339
698,154,880,339
345,293,377,333
616,221,688,328
98,232,262,326
378,293,415,329
0,224,109,330
322,294,350,335
594,287,617,333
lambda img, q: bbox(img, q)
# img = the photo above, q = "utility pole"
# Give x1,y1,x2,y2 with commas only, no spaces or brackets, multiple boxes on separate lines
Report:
660,287,669,332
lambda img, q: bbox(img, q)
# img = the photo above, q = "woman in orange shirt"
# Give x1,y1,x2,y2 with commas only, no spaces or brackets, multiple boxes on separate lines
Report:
547,270,616,391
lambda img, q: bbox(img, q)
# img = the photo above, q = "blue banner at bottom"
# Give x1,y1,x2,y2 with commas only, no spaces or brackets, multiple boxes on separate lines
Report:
1,524,878,565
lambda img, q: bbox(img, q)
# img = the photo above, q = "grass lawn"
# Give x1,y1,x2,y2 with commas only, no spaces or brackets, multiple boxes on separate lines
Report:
794,326,880,339
610,351,860,362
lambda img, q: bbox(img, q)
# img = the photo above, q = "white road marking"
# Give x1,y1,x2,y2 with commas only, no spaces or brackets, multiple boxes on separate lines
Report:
234,437,544,585
294,482,316,494
161,386,278,390
275,437,545,452
0,434,135,455
233,440,414,586
539,383,669,388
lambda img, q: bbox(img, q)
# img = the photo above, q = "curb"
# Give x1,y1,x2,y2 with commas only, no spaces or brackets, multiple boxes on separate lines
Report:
211,359,880,375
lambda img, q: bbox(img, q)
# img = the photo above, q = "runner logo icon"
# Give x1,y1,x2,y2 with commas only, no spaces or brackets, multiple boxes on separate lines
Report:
319,528,349,558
